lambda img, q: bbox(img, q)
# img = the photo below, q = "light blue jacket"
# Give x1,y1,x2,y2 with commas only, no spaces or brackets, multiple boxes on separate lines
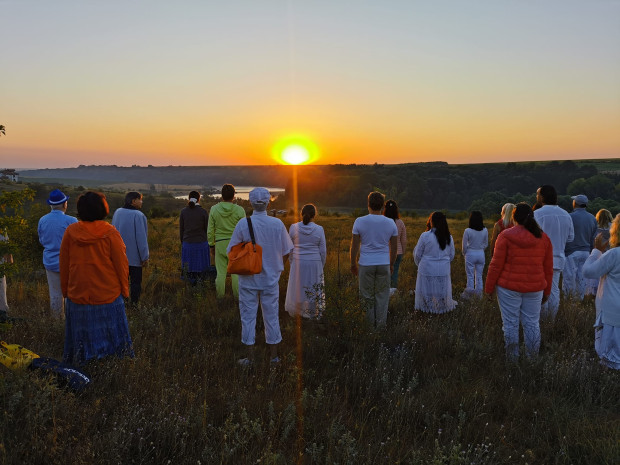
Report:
38,210,78,272
583,248,620,327
111,207,149,267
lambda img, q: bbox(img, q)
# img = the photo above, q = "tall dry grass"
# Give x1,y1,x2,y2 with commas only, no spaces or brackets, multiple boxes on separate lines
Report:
0,216,618,464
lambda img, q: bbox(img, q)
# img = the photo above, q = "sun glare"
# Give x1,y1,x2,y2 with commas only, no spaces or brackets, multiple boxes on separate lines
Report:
272,134,320,165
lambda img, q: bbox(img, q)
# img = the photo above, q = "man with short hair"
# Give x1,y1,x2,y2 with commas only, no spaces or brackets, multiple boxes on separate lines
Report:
38,189,77,317
112,192,149,304
350,191,398,329
562,194,598,300
228,187,294,365
207,184,246,299
533,185,574,320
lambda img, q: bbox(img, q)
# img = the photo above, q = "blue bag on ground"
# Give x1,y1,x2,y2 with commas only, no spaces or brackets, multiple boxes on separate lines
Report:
29,357,91,391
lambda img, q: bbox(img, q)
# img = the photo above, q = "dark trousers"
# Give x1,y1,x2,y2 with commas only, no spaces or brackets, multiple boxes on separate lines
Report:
129,266,143,303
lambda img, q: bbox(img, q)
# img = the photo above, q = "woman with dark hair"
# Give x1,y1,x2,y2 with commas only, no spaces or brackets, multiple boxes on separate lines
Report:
461,211,488,297
485,203,553,361
179,191,211,285
583,213,620,369
384,199,407,293
490,203,515,256
413,211,456,313
60,191,134,365
285,204,326,319
111,191,149,304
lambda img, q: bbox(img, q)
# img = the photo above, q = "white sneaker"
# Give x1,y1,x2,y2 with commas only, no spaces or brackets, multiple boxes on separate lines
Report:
389,288,397,297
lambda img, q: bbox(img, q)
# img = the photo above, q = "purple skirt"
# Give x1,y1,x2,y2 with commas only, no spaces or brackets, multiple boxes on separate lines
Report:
181,241,212,273
63,295,134,365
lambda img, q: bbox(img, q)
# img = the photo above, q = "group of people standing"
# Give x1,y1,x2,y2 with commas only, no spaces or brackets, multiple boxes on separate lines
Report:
6,182,618,372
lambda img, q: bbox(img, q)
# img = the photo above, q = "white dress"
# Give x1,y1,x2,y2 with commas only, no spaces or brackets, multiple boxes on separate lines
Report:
285,222,326,319
413,230,456,313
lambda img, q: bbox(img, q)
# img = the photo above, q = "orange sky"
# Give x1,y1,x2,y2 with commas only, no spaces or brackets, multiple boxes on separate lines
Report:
1,1,619,168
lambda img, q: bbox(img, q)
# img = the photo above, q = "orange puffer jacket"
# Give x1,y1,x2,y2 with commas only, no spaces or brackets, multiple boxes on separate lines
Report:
485,225,553,295
60,220,129,305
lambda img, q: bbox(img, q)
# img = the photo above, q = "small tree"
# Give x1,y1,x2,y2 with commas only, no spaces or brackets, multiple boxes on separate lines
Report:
0,125,5,136
0,188,35,278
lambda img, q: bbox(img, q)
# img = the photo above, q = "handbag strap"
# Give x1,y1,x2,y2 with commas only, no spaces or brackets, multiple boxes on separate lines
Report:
247,217,256,246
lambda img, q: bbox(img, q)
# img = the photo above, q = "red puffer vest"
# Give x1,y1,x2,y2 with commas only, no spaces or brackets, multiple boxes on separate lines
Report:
485,225,553,295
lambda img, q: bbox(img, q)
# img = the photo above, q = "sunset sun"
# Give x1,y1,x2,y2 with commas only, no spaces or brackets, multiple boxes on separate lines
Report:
272,135,320,165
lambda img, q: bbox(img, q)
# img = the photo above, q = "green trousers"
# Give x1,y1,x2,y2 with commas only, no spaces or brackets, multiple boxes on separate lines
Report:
215,239,238,298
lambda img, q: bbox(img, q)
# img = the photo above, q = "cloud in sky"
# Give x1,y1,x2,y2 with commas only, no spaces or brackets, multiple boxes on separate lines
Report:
1,0,619,168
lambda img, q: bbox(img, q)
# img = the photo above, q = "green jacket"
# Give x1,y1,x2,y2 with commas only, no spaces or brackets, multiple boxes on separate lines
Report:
207,202,246,244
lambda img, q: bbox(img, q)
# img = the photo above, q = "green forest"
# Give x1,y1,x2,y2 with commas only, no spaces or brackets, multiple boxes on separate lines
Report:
19,159,620,215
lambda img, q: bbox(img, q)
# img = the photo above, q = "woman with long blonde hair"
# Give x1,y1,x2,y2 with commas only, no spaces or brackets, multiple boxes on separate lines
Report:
583,213,620,369
490,203,515,256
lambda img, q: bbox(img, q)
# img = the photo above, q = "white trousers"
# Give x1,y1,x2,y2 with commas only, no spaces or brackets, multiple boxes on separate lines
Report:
541,269,561,321
464,249,485,292
497,286,542,361
0,275,8,312
562,251,590,300
238,283,282,346
46,269,64,317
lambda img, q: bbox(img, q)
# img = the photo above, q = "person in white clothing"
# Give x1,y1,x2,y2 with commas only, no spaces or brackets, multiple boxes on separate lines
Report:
461,211,488,298
414,211,457,313
562,194,597,300
533,185,574,320
350,192,398,329
582,214,620,370
285,204,326,319
0,233,12,319
228,187,294,365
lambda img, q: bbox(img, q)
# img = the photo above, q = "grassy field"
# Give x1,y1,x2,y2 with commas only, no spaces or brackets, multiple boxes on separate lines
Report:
1,215,618,464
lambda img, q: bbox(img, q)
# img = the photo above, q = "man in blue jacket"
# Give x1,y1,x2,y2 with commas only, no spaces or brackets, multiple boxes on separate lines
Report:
38,189,77,317
563,194,598,300
112,192,149,304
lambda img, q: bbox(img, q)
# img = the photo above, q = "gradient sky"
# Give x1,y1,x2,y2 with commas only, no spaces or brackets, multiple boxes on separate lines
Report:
1,0,619,168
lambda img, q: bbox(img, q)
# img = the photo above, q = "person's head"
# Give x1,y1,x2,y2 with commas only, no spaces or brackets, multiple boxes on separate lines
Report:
571,194,588,209
77,191,109,222
512,202,542,238
383,199,400,220
368,191,385,212
221,184,235,201
301,204,317,225
124,191,143,209
468,211,484,231
501,203,515,228
47,189,69,211
249,187,271,212
610,214,620,248
536,185,557,205
188,190,200,208
596,209,613,229
426,211,451,250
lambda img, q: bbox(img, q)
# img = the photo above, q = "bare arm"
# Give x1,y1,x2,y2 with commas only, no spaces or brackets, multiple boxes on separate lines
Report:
350,234,361,276
389,235,397,275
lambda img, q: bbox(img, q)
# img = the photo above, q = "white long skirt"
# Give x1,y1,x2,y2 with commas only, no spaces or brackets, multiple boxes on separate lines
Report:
415,273,457,314
285,257,325,319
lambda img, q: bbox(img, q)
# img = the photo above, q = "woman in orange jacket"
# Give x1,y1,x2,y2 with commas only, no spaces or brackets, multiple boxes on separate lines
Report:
60,191,134,365
485,203,553,361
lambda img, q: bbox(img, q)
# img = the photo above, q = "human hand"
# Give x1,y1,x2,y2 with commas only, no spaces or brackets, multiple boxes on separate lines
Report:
542,295,549,304
594,233,609,253
350,263,358,276
142,259,149,267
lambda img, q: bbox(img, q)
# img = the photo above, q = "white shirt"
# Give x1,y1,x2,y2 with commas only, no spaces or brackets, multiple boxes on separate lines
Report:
583,248,620,327
228,211,294,289
533,205,574,270
352,214,398,266
414,230,455,276
462,228,488,255
289,222,326,266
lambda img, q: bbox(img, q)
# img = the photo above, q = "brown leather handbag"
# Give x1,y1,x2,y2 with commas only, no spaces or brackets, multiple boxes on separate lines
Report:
227,218,262,275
